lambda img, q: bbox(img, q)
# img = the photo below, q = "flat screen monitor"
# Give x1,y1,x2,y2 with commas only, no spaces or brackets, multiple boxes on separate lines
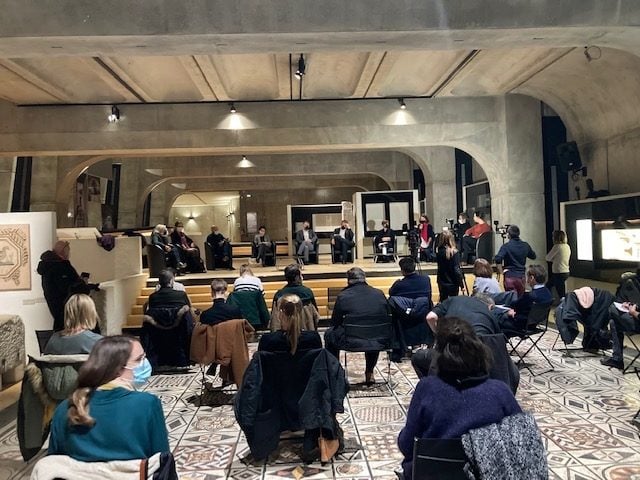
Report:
601,228,640,262
576,219,593,261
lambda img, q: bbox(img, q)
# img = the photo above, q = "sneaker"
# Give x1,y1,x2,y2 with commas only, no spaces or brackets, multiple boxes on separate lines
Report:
600,357,624,370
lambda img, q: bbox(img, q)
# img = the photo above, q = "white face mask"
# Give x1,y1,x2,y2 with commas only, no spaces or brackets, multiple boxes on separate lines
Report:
177,227,184,233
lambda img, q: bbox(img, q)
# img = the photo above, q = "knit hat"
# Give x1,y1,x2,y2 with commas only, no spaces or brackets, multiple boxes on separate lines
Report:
574,287,594,309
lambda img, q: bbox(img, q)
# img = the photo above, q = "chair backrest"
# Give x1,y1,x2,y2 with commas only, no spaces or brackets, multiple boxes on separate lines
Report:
475,231,494,261
413,437,468,480
343,313,393,348
526,303,552,329
204,241,215,270
35,330,54,354
146,244,167,277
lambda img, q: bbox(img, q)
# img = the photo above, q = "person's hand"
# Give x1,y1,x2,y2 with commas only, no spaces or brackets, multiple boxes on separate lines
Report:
630,304,639,318
622,301,632,309
331,238,335,245
507,308,516,317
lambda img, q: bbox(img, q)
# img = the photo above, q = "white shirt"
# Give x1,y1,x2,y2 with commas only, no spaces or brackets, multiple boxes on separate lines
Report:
339,228,347,239
233,275,264,292
545,243,571,274
303,230,310,241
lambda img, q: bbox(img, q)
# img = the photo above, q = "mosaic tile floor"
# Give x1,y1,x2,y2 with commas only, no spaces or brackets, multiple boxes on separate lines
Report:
1,329,640,479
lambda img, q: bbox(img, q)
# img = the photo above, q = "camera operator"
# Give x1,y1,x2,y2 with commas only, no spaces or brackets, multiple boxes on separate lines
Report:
493,224,536,297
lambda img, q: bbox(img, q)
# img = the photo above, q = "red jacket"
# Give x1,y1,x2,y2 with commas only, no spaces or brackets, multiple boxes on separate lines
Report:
465,222,491,239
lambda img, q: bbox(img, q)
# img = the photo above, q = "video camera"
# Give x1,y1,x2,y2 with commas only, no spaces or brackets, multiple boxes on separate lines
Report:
493,220,511,239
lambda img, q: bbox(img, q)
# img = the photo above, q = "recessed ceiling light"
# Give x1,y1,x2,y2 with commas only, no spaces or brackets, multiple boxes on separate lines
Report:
107,105,120,123
236,155,256,168
398,98,407,110
229,102,237,114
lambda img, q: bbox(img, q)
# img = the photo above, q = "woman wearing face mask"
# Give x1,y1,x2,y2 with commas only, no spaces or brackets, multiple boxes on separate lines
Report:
170,221,206,273
48,336,169,462
417,215,435,262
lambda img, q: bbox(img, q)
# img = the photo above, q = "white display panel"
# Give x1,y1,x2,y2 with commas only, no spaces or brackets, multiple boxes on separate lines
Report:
576,219,593,261
365,203,385,232
389,202,409,230
601,228,640,262
311,213,343,233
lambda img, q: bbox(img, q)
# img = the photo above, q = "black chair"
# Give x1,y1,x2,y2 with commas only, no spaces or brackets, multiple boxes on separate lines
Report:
35,330,54,354
141,305,194,371
475,231,494,262
342,313,394,384
294,238,319,265
412,437,468,480
503,303,554,375
205,241,233,270
146,244,168,277
622,332,640,375
372,237,398,263
252,241,276,266
331,242,354,263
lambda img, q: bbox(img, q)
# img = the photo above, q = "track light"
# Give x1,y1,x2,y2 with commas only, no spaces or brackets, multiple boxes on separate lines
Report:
294,54,306,79
398,98,407,110
229,102,237,114
236,155,256,168
107,105,120,123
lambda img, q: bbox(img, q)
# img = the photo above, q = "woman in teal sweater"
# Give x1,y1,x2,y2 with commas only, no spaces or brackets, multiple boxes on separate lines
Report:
48,336,169,462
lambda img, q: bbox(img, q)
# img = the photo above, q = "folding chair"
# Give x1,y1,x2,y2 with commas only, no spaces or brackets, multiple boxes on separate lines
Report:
622,332,640,375
504,303,554,375
35,330,54,354
342,313,393,385
412,438,468,480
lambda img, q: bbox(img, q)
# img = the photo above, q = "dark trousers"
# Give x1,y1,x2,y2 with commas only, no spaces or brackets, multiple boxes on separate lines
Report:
214,242,233,269
608,304,640,362
461,236,476,263
546,272,569,299
334,237,354,263
256,243,273,264
438,283,460,302
410,348,435,378
325,326,380,373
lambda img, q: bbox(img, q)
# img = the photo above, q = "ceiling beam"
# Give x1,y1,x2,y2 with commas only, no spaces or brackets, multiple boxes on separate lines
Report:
352,51,386,98
75,57,142,102
96,57,153,102
192,55,230,101
430,50,480,97
0,59,71,102
179,56,217,101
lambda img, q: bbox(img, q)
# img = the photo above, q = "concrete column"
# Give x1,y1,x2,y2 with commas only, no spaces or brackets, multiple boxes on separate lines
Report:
0,157,15,213
118,162,141,228
30,157,59,212
488,95,545,260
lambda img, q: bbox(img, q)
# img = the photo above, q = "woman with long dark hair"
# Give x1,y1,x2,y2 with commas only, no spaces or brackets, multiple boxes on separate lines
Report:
398,317,522,479
435,230,464,301
48,336,168,462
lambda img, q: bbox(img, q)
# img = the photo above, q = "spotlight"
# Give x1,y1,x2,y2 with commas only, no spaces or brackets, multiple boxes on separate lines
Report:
229,102,237,114
188,214,195,220
107,105,120,123
236,155,256,168
294,54,306,79
398,98,407,110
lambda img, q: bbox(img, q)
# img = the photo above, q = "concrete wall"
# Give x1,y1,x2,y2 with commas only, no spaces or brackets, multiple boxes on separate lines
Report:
0,211,56,358
169,198,241,243
65,236,142,284
0,157,15,213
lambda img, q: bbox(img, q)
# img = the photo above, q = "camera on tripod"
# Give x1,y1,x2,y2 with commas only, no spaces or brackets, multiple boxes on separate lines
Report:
444,218,455,230
494,220,510,239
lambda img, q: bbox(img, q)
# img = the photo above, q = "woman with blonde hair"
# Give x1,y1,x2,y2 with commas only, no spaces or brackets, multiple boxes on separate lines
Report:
545,230,571,300
258,294,322,354
435,230,464,301
472,258,501,295
233,263,264,292
44,294,102,355
48,335,168,461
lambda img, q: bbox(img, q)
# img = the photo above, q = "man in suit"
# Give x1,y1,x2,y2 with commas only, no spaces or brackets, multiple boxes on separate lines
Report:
324,267,390,384
147,269,190,308
332,219,355,264
374,220,396,262
499,264,552,333
200,279,242,325
295,220,318,264
253,226,273,266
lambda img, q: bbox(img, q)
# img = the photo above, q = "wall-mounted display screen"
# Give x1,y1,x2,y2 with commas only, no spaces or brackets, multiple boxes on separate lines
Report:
576,219,593,261
601,229,640,262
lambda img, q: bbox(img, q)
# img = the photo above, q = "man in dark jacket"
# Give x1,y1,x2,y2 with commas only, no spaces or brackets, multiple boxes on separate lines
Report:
324,267,390,384
332,220,355,264
37,241,92,331
389,257,432,300
200,279,242,325
494,224,536,297
148,270,190,309
499,264,553,333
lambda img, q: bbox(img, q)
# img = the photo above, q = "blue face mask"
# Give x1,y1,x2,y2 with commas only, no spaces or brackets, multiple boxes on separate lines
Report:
127,358,152,388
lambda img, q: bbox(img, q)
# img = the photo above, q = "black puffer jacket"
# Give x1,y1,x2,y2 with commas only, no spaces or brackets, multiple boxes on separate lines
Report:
556,288,615,348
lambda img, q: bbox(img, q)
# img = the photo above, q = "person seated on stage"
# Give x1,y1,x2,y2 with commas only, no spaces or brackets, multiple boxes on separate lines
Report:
472,258,501,295
233,264,264,292
44,294,103,355
253,226,273,267
499,264,553,333
601,301,640,370
171,221,205,273
494,224,536,297
332,219,355,264
374,220,396,261
435,230,465,302
453,212,471,251
398,316,522,480
150,224,184,270
48,336,168,462
147,269,190,309
389,257,432,300
324,267,389,384
417,214,435,262
259,294,323,353
199,279,242,326
412,293,501,378
206,225,233,270
460,211,492,264
295,220,318,264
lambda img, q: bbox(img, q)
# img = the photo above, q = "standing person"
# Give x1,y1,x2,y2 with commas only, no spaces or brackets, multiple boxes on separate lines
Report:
332,220,355,264
171,221,205,273
206,225,233,270
494,225,536,297
37,241,94,331
253,226,273,267
460,211,492,264
44,294,103,355
453,212,471,251
435,230,464,302
295,221,318,265
417,214,435,262
472,258,501,295
48,336,169,462
151,224,183,269
545,230,571,300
